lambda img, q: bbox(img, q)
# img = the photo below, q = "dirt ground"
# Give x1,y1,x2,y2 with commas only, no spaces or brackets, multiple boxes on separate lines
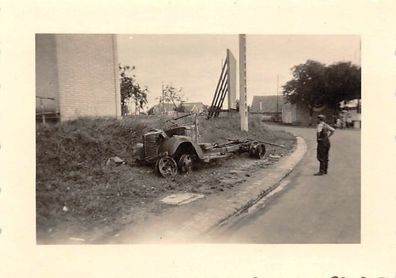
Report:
36,114,295,243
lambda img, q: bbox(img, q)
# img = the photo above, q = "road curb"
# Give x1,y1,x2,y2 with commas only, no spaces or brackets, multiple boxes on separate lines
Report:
204,136,307,235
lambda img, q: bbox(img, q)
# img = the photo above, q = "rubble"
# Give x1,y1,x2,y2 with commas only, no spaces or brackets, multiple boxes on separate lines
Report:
161,193,205,205
106,156,126,166
269,154,281,159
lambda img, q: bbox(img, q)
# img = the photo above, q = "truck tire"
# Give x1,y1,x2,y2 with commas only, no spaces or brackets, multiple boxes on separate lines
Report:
155,156,178,178
178,154,193,174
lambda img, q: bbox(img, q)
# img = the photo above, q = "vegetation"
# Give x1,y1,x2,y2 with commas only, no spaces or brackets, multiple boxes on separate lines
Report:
36,115,295,241
159,84,185,111
283,60,361,116
119,65,149,116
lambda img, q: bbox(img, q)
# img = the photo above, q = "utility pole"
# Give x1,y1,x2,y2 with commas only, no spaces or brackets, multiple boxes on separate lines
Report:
161,82,164,115
239,34,248,131
276,74,279,121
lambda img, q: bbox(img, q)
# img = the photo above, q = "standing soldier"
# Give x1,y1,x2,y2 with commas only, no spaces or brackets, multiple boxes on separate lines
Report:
315,114,335,175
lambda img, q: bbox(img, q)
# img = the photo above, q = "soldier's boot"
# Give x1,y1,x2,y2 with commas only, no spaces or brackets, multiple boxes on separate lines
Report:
323,161,328,174
314,162,325,176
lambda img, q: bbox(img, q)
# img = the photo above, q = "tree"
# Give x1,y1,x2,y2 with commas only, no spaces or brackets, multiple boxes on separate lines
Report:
174,102,186,113
283,60,361,117
283,60,327,118
119,65,149,116
158,84,185,113
325,62,361,110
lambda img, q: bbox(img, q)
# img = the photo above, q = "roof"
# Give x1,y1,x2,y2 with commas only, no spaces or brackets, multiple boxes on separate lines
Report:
182,102,204,112
149,103,176,113
183,102,204,106
251,95,285,113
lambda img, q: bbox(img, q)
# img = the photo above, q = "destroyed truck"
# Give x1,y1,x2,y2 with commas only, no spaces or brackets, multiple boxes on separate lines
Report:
135,116,267,178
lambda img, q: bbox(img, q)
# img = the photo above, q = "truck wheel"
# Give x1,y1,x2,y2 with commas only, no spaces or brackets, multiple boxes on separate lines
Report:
249,143,266,159
155,156,178,178
178,154,193,174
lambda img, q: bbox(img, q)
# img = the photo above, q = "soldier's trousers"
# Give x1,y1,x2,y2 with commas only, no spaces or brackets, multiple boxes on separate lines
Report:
317,142,330,173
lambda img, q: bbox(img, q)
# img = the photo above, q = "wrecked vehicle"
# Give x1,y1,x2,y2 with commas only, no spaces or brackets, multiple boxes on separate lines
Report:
135,115,267,178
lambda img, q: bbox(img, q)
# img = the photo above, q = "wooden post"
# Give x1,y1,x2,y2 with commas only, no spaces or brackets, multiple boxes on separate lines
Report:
276,74,279,122
194,113,199,144
161,83,164,115
239,34,248,131
227,49,237,114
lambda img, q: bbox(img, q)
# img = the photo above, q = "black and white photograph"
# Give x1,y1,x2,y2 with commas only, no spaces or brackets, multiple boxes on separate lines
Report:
3,1,396,277
35,34,361,244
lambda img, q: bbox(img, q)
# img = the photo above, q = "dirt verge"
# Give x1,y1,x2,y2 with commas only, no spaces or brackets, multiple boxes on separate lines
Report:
36,114,295,243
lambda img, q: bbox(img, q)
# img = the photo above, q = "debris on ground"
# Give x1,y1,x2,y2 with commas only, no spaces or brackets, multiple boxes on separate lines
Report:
269,154,282,159
36,115,296,242
106,156,126,166
161,193,205,205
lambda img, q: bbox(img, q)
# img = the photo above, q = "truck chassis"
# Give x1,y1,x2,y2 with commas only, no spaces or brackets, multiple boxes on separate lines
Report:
137,121,267,178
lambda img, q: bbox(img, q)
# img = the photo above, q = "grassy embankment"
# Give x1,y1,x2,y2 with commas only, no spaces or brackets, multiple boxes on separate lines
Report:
36,114,295,239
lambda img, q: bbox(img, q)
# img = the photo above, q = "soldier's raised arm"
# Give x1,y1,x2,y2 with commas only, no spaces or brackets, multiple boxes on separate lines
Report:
327,124,335,138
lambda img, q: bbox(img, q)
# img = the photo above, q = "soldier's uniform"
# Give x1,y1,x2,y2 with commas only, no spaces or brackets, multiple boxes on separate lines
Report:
316,116,335,175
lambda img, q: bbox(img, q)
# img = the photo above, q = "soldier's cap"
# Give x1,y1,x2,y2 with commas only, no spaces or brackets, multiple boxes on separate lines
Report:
317,114,326,120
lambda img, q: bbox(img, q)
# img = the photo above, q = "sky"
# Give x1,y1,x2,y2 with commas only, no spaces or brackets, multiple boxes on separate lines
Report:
117,35,360,109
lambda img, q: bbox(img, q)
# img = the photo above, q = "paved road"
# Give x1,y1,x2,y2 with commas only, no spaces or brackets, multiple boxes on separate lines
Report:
212,125,360,243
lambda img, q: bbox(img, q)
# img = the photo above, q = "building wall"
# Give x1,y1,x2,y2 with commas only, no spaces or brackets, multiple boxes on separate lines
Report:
35,34,59,113
282,102,335,126
282,100,361,126
281,102,296,124
54,34,120,121
251,95,285,114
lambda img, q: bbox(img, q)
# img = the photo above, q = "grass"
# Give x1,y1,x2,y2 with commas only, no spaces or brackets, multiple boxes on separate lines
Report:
36,114,295,240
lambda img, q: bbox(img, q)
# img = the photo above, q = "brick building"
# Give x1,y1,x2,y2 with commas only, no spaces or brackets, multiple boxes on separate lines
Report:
36,34,121,121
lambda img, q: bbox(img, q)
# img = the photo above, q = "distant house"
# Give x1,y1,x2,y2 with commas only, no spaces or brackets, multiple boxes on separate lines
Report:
181,102,205,113
250,95,285,114
281,102,332,126
282,98,361,127
250,95,284,121
148,103,177,115
250,95,359,126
